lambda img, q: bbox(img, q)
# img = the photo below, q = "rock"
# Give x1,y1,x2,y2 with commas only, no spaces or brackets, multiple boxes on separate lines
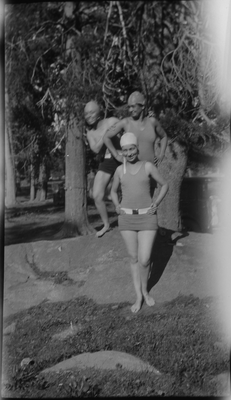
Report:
20,358,34,367
209,372,230,396
41,351,161,375
3,279,64,318
52,324,82,340
3,322,16,335
157,390,165,395
4,231,222,317
46,283,82,302
94,265,107,272
213,341,227,351
68,268,90,282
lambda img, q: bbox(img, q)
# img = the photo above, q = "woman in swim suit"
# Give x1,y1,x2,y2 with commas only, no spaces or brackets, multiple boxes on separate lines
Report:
111,132,169,313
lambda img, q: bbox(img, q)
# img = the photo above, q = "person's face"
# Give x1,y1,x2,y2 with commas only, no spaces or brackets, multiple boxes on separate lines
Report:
128,101,144,120
122,144,138,162
84,103,100,126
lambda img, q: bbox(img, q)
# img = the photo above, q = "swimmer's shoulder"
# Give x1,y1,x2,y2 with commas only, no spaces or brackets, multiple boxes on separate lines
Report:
115,164,123,178
148,116,158,125
108,116,129,130
144,161,158,175
105,116,120,128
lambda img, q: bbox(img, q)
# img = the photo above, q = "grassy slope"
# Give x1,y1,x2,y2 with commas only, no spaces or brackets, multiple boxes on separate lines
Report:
2,295,229,397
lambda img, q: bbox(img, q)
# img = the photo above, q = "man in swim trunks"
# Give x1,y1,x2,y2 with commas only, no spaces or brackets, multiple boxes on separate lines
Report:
84,100,122,237
103,91,168,196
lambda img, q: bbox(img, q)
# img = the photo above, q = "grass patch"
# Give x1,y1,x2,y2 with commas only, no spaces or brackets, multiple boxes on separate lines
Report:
2,295,229,397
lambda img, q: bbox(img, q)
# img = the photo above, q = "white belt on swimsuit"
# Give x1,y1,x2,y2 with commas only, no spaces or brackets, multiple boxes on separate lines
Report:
121,207,151,215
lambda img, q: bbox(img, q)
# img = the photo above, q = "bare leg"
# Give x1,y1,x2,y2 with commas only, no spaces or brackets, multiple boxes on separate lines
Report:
130,260,142,313
93,171,111,237
138,230,158,306
120,231,142,313
106,179,113,201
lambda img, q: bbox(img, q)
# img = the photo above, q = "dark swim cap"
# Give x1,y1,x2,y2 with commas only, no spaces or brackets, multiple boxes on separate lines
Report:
128,91,145,106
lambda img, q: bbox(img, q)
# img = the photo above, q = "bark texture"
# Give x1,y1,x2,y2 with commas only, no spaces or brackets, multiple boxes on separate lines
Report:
36,162,47,201
60,115,95,237
154,140,188,231
5,91,16,207
30,164,35,201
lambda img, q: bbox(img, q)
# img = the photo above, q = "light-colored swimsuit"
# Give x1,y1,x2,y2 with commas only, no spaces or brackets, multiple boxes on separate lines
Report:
126,118,156,162
118,162,158,231
126,118,158,195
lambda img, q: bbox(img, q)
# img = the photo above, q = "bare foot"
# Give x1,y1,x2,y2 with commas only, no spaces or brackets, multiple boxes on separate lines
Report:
96,225,110,238
143,294,155,307
131,298,142,313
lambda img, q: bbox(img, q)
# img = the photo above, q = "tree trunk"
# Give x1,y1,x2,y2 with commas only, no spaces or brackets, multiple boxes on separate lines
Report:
5,88,16,207
5,122,16,207
55,2,94,237
36,161,47,201
154,140,188,231
59,115,95,237
30,164,36,201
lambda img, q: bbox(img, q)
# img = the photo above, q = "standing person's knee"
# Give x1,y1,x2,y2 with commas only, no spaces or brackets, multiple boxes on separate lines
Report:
93,189,103,203
93,181,105,203
139,256,150,268
93,173,109,203
130,254,138,265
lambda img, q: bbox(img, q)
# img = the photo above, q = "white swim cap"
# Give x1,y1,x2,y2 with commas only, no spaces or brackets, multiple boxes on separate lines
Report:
120,132,138,148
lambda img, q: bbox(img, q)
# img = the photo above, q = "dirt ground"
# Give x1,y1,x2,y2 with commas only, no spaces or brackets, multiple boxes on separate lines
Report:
3,189,230,397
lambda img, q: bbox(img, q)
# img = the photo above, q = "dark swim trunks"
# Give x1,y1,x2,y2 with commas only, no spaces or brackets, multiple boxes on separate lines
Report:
118,213,158,231
98,156,121,176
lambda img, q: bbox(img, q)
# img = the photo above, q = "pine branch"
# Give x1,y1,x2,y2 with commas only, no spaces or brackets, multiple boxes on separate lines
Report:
50,134,65,154
15,136,37,156
103,1,114,46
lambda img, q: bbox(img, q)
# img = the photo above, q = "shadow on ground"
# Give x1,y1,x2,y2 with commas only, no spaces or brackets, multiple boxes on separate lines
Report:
4,201,118,246
4,221,65,246
5,203,64,221
147,228,189,292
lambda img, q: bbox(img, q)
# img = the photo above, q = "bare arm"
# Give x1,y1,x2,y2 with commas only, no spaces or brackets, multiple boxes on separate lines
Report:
103,119,126,162
86,131,104,154
86,117,119,154
145,162,169,213
150,117,168,165
110,167,122,213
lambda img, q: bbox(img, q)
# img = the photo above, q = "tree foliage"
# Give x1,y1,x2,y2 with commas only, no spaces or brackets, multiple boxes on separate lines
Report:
6,1,228,170
101,1,228,125
5,3,57,193
5,1,229,227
